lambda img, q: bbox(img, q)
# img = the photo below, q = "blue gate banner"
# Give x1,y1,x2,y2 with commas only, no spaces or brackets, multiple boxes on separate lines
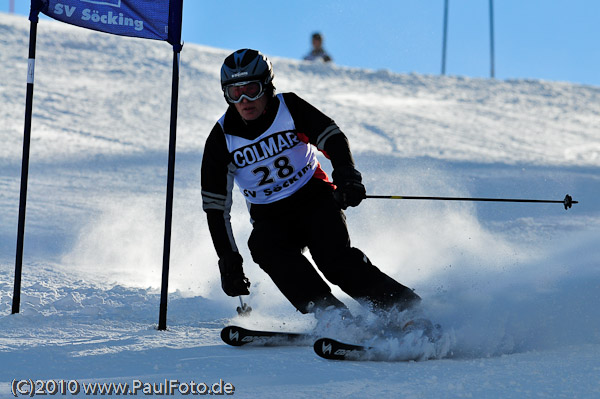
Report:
32,0,183,47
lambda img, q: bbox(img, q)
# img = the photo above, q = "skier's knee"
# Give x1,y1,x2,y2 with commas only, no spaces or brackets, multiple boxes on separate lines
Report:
315,247,372,284
248,233,269,265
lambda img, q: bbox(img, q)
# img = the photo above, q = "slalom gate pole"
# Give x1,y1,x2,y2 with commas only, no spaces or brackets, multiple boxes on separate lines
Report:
13,10,40,315
158,47,181,331
366,194,578,210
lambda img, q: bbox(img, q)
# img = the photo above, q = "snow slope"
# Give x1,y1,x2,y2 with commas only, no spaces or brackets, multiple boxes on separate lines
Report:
1,12,599,398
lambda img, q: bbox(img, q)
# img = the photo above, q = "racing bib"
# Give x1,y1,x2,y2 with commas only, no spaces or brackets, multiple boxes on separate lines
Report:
220,94,317,204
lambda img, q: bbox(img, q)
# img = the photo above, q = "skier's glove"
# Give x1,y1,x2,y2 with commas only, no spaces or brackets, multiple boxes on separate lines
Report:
218,252,250,297
332,166,367,209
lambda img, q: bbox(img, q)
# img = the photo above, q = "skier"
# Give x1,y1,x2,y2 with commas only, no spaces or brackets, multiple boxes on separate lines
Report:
201,49,420,320
303,32,333,63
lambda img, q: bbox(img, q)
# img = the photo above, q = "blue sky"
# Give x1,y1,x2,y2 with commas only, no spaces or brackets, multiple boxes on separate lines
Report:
5,0,600,86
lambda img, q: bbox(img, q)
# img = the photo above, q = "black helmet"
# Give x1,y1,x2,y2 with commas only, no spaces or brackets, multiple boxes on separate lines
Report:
221,49,274,91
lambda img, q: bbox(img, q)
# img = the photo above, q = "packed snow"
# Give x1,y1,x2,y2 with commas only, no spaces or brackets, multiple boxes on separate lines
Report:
1,12,599,398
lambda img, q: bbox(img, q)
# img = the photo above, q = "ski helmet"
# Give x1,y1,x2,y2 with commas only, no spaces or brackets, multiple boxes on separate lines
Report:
221,49,274,102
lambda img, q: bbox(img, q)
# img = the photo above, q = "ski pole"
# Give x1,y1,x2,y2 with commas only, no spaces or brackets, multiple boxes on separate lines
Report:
237,296,252,317
366,194,578,210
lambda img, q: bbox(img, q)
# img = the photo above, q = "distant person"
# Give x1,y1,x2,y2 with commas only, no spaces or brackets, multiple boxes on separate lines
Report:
304,32,332,63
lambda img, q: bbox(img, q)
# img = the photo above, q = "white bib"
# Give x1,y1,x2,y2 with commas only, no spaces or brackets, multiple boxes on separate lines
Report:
220,94,318,204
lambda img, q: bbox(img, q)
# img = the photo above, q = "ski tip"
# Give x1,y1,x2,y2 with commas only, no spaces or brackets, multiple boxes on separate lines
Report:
313,337,368,361
313,338,337,360
221,325,313,347
220,325,247,346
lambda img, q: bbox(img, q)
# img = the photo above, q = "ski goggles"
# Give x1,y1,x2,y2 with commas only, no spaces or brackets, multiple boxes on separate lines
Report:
224,81,265,103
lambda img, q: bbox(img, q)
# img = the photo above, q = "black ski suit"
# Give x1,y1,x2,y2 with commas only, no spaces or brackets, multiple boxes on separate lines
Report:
201,92,419,313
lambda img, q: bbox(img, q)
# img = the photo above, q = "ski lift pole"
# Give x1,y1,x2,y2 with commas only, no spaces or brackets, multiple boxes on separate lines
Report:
366,194,578,210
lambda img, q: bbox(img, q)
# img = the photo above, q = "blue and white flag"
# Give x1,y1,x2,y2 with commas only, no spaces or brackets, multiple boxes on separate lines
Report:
32,0,183,47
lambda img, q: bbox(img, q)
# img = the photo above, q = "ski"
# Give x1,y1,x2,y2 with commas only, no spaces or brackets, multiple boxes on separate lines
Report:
314,320,450,362
313,337,373,360
220,325,313,347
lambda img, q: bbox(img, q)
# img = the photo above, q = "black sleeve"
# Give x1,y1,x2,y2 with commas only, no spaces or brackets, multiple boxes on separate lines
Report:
201,122,239,257
283,92,355,170
206,210,236,257
322,134,355,170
